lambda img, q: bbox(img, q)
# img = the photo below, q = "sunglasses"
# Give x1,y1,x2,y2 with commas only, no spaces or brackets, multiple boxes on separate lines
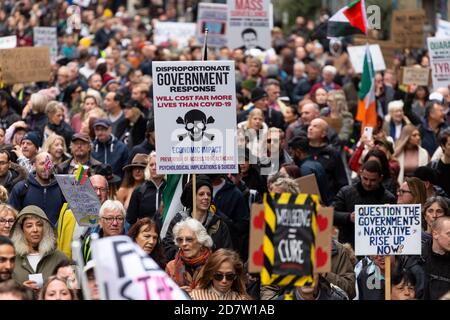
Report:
213,273,237,281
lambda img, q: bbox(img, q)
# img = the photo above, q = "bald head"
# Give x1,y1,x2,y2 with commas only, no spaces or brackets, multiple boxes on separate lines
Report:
90,174,109,204
431,216,450,254
307,118,328,143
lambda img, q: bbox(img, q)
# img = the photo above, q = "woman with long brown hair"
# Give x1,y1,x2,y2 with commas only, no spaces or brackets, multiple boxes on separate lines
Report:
393,125,429,184
116,153,148,209
190,249,250,300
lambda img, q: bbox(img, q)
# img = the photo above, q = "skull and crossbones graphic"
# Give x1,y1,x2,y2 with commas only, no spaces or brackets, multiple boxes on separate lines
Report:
176,110,215,141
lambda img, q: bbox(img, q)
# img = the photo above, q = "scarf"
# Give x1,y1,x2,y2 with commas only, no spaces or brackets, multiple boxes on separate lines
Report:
173,247,210,289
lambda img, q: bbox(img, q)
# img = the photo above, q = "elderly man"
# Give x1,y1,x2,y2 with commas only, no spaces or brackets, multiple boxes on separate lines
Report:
57,174,109,259
9,152,65,225
14,131,40,173
420,100,449,156
82,200,127,262
307,118,348,198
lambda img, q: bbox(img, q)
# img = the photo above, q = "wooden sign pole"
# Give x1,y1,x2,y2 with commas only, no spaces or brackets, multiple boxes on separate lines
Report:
384,256,391,300
192,174,197,219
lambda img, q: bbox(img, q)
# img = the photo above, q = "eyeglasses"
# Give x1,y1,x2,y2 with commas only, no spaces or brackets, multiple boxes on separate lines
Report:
0,161,9,166
0,218,15,225
213,273,237,282
397,189,412,195
175,237,195,244
101,216,124,224
94,187,108,193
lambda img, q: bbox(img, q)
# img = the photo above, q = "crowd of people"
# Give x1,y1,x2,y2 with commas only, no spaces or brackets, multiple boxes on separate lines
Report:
0,1,449,301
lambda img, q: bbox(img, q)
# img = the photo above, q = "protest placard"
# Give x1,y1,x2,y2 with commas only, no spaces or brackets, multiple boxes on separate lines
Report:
91,235,188,300
73,0,91,7
227,0,271,51
353,36,403,69
249,203,265,273
55,174,101,227
315,206,333,273
0,47,50,84
427,37,450,89
261,192,318,287
295,174,321,201
197,2,228,48
0,35,17,49
391,9,425,49
401,67,430,86
33,27,58,63
347,44,386,74
152,60,238,174
153,22,196,49
354,204,421,256
436,19,450,38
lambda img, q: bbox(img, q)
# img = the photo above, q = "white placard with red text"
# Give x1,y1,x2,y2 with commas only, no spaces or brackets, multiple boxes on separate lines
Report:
428,37,450,89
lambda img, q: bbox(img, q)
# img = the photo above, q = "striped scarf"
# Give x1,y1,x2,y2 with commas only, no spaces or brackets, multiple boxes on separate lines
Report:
173,247,210,289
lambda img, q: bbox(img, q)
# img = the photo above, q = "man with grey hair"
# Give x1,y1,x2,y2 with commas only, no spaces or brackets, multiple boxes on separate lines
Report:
82,199,127,263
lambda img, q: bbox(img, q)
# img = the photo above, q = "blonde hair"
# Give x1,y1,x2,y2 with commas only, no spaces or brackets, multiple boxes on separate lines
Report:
393,125,420,157
45,101,64,117
30,93,49,114
0,186,9,203
271,177,300,193
247,108,264,129
327,90,348,113
144,151,157,181
42,134,67,156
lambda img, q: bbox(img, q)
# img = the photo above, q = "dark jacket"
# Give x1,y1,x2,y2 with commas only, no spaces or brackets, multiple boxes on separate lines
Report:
115,115,147,149
92,135,129,178
45,121,74,149
325,240,356,299
419,118,448,157
428,158,450,198
1,162,28,194
126,179,166,225
332,181,396,248
292,77,319,103
213,179,250,259
162,209,233,261
127,139,155,164
0,108,21,130
309,144,348,199
296,156,331,205
237,107,285,130
8,174,66,225
25,112,48,139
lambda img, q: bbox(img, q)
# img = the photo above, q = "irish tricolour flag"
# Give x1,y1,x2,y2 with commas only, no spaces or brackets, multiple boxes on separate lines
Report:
356,44,377,133
327,0,368,38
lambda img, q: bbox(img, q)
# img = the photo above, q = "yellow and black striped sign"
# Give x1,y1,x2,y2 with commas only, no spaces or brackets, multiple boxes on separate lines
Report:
261,192,318,287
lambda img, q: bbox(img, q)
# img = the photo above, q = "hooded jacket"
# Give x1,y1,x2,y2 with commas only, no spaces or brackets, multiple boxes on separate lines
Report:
126,179,167,225
1,162,28,194
0,107,21,130
10,205,67,285
91,135,129,178
8,174,66,226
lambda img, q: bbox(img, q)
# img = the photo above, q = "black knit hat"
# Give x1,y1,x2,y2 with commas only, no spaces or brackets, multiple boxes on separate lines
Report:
250,87,268,103
180,175,213,209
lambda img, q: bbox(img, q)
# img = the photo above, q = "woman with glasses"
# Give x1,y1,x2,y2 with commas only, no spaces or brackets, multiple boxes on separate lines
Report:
393,125,429,184
165,218,213,294
0,204,17,237
190,249,250,300
128,217,166,269
397,177,427,206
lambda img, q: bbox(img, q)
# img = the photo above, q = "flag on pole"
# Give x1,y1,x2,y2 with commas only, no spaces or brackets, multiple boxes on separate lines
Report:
327,0,368,38
356,44,377,132
75,164,87,185
160,174,188,239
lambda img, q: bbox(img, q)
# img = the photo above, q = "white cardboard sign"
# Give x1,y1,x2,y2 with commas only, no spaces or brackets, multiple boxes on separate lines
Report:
427,36,450,89
33,27,58,63
347,44,386,74
153,22,197,49
152,60,238,174
0,35,17,49
355,204,421,256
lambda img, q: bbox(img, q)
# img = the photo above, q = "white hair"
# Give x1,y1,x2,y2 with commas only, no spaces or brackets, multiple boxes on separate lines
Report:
388,100,404,114
144,151,157,181
322,65,337,76
99,200,126,217
172,218,213,249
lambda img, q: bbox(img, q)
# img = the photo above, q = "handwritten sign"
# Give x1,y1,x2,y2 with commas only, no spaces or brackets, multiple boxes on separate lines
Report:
0,35,17,49
33,27,58,63
91,236,188,300
391,9,425,49
0,47,50,84
55,174,101,227
355,204,421,256
402,67,430,86
152,60,238,174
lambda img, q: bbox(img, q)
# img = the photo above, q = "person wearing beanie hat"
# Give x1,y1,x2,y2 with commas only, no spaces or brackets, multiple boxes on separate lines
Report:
15,131,41,173
9,205,67,290
162,175,233,261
